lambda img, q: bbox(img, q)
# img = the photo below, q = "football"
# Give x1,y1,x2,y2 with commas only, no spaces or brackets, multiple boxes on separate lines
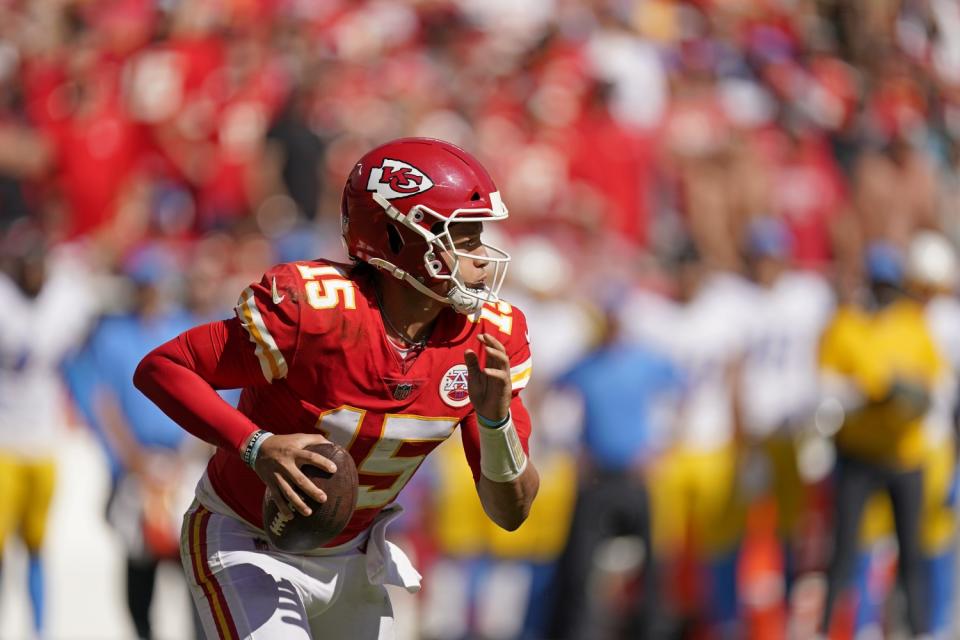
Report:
262,442,359,552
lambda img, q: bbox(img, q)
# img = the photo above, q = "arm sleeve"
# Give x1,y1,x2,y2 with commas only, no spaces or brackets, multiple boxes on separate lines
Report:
460,304,534,481
818,313,847,375
134,318,271,452
134,263,304,452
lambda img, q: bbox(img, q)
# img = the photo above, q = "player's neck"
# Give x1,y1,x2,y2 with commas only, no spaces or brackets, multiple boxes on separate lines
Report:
373,274,446,346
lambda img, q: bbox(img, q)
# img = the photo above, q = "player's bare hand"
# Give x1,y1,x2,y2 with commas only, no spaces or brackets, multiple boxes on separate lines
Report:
253,433,337,517
464,333,512,423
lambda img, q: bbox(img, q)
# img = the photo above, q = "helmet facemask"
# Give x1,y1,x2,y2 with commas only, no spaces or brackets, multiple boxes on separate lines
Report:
367,192,511,315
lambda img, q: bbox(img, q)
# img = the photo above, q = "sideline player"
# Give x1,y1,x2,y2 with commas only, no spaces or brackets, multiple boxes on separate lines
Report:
134,138,540,639
738,218,834,576
852,231,960,637
621,241,755,638
817,242,944,636
0,223,97,635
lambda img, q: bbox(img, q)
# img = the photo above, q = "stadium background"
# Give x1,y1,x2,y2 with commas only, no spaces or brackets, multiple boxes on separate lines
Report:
3,0,960,638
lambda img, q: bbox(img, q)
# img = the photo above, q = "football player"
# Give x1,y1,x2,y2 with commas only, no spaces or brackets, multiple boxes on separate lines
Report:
620,241,755,638
908,231,960,637
853,231,960,637
817,242,945,637
134,138,540,639
738,218,834,577
0,223,97,636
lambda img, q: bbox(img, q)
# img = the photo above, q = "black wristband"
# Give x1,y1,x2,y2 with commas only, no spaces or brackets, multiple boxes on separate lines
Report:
241,430,270,467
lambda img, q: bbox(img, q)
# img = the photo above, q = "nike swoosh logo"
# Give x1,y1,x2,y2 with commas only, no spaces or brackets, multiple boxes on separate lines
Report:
271,277,285,304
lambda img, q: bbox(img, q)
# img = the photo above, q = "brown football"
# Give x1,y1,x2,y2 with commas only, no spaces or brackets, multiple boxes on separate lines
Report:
262,442,359,552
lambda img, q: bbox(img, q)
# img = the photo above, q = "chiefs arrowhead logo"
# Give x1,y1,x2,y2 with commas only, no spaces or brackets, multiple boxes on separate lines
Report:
367,158,434,200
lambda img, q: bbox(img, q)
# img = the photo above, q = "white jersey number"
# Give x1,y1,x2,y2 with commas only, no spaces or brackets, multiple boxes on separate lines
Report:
316,406,458,509
297,265,357,310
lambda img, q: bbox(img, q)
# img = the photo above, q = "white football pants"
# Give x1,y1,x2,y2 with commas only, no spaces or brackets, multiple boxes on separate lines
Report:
179,478,420,640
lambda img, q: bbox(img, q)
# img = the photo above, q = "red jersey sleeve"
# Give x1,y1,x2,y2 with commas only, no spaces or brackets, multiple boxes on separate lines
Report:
501,303,533,394
460,303,534,481
233,263,303,382
134,263,306,453
134,319,270,452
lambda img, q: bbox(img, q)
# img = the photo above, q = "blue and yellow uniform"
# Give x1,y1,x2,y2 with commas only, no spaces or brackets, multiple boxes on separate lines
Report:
819,295,946,635
820,300,943,467
0,250,97,634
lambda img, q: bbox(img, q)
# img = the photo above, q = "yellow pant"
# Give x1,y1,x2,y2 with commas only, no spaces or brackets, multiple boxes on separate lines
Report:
860,442,956,554
764,436,805,539
0,454,57,553
487,451,577,561
649,445,744,557
431,435,578,560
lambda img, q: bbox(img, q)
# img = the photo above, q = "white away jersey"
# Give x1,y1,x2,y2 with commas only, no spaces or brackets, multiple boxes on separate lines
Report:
0,249,97,456
923,294,960,445
622,272,755,451
740,271,835,437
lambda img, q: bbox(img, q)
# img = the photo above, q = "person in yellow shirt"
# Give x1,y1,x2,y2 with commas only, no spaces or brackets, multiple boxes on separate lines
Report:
818,242,945,637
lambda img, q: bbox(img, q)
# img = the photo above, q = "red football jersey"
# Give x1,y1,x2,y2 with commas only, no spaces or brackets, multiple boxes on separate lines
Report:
206,260,533,546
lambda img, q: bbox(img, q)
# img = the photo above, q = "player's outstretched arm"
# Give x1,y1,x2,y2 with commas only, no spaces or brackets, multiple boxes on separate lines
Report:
134,319,337,517
465,333,540,531
134,320,266,452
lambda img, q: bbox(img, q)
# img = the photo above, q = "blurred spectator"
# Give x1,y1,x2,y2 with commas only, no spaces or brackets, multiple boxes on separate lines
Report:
622,242,755,638
818,242,945,637
902,230,959,637
0,223,97,636
738,218,835,578
545,301,682,640
264,84,327,221
5,0,960,636
857,230,960,639
72,244,203,640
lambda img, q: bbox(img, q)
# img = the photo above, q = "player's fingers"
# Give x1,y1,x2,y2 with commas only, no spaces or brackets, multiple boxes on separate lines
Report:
299,450,337,475
275,472,313,516
270,473,302,518
265,481,293,518
285,463,328,505
464,349,481,373
482,367,511,384
479,333,507,353
482,344,510,369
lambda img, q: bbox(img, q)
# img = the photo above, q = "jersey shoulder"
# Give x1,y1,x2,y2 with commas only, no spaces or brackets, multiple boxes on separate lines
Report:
471,299,530,352
235,259,369,382
267,258,369,321
470,299,532,391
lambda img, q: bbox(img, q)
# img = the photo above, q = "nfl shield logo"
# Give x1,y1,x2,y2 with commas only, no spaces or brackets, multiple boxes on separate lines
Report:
393,382,414,400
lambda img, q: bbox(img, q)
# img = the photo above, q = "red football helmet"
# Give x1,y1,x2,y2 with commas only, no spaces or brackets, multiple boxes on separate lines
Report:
341,137,510,315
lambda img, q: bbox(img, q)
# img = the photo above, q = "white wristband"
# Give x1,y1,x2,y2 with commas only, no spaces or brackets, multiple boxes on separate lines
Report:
478,416,528,482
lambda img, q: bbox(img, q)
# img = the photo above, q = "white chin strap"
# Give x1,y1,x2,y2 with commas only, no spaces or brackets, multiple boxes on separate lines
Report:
368,258,485,315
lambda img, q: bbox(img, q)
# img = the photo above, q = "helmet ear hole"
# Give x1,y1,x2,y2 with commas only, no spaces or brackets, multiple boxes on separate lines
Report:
386,224,405,255
470,191,481,201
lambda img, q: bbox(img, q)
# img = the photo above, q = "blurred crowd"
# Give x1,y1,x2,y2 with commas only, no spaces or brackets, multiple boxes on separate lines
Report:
5,0,960,638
